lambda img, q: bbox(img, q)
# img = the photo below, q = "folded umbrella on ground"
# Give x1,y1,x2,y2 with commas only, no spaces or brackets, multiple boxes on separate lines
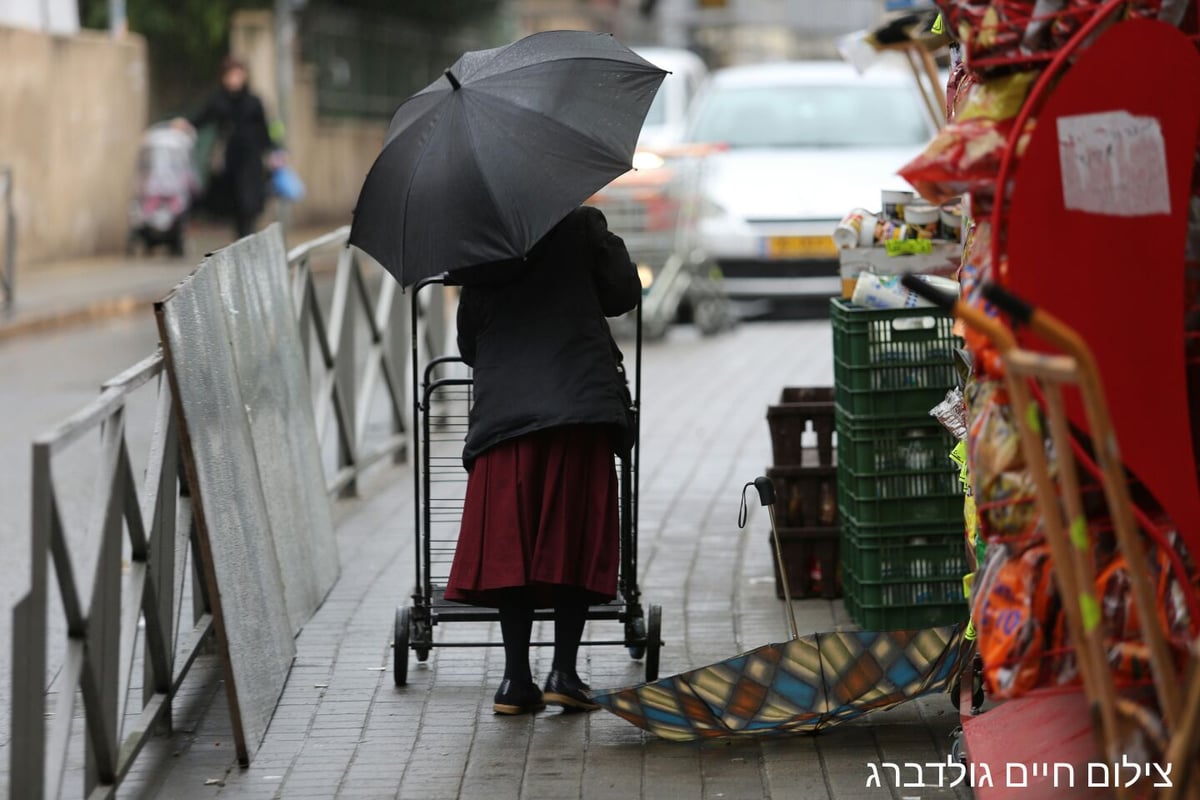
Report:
349,29,667,287
592,476,968,740
592,625,965,741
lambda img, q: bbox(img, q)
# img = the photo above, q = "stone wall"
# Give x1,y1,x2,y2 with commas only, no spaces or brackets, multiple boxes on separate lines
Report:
0,25,147,265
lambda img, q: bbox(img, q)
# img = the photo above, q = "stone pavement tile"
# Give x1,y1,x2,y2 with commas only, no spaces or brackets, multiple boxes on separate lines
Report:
814,736,883,800
642,746,703,798
336,788,398,800
697,741,768,799
759,739,831,800
460,778,520,800
582,739,643,799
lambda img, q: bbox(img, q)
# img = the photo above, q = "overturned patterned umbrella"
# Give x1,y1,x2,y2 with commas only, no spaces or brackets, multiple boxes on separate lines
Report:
592,478,967,740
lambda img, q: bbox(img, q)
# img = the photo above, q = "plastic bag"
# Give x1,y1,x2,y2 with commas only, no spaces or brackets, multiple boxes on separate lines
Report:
272,165,306,202
931,387,969,441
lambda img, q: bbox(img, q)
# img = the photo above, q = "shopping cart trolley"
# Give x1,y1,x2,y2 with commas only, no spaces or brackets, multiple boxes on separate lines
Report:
393,275,664,686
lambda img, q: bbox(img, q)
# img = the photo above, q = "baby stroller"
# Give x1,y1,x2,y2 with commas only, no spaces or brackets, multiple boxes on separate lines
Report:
128,123,197,256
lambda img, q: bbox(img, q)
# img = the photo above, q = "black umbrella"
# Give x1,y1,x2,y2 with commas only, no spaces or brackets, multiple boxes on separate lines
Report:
349,30,667,286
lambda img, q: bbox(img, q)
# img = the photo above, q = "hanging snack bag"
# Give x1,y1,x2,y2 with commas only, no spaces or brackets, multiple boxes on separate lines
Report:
973,543,1061,698
899,72,1038,206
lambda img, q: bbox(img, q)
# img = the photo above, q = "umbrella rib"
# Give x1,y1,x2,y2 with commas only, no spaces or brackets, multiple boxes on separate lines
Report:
468,56,663,87
460,109,515,253
475,94,635,168
469,62,663,156
398,103,452,270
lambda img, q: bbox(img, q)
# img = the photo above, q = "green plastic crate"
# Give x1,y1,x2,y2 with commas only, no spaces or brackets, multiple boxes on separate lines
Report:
840,519,968,583
835,409,956,475
835,409,962,526
838,481,964,525
830,297,960,419
843,568,967,630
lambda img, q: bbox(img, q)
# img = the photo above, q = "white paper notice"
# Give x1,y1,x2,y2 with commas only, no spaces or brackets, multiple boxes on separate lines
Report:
1057,111,1171,216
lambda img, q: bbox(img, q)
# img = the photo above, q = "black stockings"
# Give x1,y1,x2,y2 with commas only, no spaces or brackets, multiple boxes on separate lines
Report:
552,603,588,681
497,602,590,685
498,606,533,685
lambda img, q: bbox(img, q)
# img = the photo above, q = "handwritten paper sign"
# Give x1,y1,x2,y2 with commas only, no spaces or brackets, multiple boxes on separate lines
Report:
1057,111,1170,217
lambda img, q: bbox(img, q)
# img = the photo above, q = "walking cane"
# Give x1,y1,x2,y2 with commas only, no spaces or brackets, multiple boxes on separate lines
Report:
741,476,799,640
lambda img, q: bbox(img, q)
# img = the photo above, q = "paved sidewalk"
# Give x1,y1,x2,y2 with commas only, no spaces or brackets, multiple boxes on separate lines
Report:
0,221,336,341
121,320,969,800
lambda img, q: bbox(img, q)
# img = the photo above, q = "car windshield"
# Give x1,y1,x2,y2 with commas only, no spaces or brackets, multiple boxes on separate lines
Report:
688,83,929,148
644,88,668,127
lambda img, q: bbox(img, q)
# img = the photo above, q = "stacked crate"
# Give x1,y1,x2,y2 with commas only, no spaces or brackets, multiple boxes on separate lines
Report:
831,297,968,629
766,387,841,600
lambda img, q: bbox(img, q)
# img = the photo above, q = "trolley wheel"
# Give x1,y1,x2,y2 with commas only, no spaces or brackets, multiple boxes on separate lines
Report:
644,605,662,682
414,617,431,662
949,726,967,764
693,297,727,336
627,614,647,660
394,606,410,686
643,315,670,342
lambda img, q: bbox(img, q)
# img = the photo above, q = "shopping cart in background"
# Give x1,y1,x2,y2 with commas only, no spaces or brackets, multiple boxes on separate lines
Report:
392,276,664,686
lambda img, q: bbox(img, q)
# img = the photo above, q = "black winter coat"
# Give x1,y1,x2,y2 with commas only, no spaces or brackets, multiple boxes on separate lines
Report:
456,206,641,469
189,87,272,219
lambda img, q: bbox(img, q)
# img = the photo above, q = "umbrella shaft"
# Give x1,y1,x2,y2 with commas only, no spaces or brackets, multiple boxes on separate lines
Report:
767,505,800,639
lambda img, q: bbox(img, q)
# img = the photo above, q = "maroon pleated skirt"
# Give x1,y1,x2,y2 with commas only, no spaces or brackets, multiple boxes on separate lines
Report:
444,424,620,609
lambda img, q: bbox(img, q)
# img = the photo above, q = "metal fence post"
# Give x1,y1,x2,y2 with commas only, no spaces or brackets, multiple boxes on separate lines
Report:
146,392,179,734
388,275,410,464
1,166,14,312
10,443,51,799
336,252,358,498
84,416,127,795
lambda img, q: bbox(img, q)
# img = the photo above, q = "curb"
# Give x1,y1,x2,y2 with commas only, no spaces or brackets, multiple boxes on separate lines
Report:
0,291,161,343
0,248,342,343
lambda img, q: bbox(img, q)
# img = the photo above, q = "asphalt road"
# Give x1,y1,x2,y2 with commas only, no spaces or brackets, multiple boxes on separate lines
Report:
0,309,163,750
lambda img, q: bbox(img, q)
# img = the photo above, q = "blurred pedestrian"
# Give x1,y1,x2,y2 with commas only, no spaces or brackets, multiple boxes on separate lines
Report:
445,205,641,716
175,56,274,238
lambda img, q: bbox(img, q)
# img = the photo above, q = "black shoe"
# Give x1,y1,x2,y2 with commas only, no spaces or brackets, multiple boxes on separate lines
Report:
493,679,545,715
542,670,599,711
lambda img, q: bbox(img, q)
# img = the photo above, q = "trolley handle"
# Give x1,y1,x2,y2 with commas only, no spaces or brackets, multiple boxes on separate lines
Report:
981,282,1035,325
900,273,957,311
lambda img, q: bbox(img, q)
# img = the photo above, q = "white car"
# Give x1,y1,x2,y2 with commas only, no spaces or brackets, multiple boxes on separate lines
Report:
681,61,935,314
634,47,709,150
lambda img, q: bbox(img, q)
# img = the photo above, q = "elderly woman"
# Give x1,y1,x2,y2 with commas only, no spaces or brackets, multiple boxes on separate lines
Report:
445,205,641,715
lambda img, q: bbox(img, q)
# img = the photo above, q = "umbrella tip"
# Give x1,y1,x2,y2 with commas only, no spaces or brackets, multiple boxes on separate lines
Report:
444,69,462,91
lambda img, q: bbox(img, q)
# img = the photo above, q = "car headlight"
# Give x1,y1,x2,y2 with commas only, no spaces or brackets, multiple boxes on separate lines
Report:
637,264,654,289
632,150,665,171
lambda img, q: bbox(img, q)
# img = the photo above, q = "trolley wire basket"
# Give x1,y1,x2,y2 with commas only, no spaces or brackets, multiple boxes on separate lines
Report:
393,275,663,687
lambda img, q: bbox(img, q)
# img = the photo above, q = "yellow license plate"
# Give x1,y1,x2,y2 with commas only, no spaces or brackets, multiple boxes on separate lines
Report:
764,235,838,259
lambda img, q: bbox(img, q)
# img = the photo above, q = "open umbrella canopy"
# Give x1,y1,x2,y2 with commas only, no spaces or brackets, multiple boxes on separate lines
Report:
593,625,965,741
349,30,667,286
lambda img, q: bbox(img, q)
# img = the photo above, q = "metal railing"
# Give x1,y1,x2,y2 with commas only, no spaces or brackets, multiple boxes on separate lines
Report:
1,166,14,311
10,353,213,799
287,226,411,496
12,227,421,798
